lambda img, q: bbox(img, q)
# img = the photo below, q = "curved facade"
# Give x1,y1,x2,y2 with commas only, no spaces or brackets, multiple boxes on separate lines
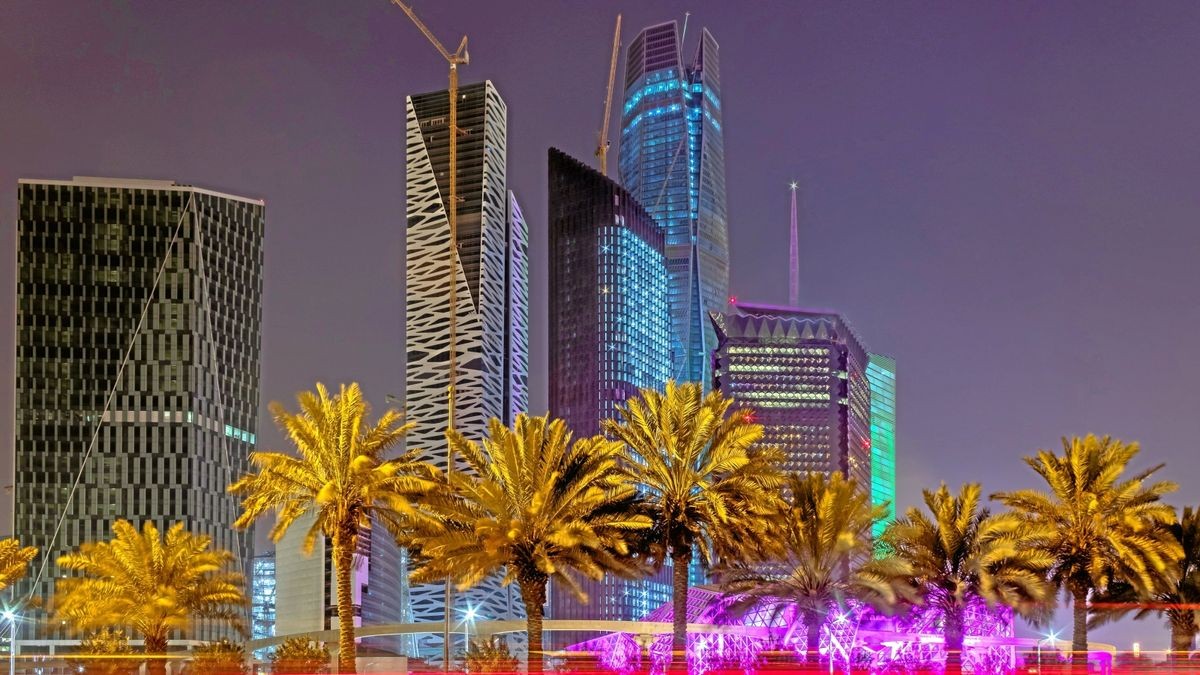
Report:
620,21,729,389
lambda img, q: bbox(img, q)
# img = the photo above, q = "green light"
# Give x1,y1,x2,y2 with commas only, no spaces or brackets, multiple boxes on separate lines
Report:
867,355,896,540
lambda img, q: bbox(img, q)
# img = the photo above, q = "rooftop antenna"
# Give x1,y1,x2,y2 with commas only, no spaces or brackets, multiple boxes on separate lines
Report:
789,181,800,307
680,11,691,57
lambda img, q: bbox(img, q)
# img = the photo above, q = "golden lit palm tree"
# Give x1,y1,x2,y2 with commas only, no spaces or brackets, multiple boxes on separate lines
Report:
405,414,652,673
993,435,1181,665
0,538,37,590
882,483,1053,673
228,382,427,674
604,381,785,654
1089,505,1200,660
719,472,907,662
55,520,245,675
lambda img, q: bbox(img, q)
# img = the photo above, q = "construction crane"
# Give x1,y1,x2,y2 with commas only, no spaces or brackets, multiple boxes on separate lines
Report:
391,2,467,671
595,14,622,176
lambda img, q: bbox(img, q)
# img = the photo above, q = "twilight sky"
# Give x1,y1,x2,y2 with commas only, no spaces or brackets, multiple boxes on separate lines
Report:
3,0,1200,650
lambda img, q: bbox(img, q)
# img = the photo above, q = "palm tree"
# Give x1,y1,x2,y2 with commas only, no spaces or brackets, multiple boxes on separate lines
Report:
228,382,427,674
1089,505,1200,660
55,520,245,675
993,435,1182,665
0,537,37,590
405,414,652,672
718,472,907,662
882,483,1053,673
604,381,785,655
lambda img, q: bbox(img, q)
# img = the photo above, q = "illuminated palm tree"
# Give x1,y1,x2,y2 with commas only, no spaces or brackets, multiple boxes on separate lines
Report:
993,435,1182,665
228,382,427,674
55,520,245,675
882,483,1053,673
604,381,785,654
0,538,37,590
405,414,652,673
718,472,907,662
1089,505,1200,660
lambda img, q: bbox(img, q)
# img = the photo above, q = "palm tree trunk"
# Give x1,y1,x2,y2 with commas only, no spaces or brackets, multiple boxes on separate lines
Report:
519,575,548,674
1171,613,1196,661
1071,585,1089,670
943,609,964,675
144,631,168,675
803,610,821,663
333,534,357,674
671,548,692,662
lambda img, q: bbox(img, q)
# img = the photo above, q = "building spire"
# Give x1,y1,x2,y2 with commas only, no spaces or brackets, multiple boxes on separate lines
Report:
789,180,800,307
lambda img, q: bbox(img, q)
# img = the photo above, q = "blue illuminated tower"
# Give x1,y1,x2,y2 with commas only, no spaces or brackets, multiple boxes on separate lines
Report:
546,148,674,642
620,21,729,388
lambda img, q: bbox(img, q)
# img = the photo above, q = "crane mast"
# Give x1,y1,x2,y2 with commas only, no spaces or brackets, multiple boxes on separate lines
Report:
391,2,468,671
596,14,622,176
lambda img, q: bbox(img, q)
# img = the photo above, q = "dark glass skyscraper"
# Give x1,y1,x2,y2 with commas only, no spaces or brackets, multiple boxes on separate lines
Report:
548,148,670,434
711,303,871,490
13,177,264,641
620,21,729,388
546,149,673,641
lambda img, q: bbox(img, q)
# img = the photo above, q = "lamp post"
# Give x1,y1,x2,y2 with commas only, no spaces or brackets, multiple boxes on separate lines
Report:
3,610,16,675
1036,630,1059,672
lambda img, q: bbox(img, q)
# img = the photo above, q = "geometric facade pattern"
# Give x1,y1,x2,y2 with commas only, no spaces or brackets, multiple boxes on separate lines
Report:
546,148,672,641
866,354,896,538
710,303,871,491
620,21,729,389
13,177,264,641
405,80,527,656
569,587,1015,675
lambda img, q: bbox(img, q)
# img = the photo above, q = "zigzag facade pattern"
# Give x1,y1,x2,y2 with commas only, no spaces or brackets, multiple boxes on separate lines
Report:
404,81,527,657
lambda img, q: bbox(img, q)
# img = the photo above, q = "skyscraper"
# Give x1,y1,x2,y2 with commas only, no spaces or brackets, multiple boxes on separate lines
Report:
620,21,729,388
866,354,896,538
405,80,528,653
711,303,871,490
548,148,670,435
13,177,264,640
546,148,672,639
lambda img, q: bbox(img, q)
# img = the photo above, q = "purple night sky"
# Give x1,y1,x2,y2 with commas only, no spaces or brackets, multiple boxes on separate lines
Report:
3,0,1200,651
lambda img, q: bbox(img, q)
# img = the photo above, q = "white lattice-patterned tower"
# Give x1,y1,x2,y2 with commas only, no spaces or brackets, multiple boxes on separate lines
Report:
404,80,528,659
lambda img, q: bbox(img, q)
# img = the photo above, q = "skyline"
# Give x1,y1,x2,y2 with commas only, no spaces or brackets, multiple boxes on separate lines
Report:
3,0,1200,651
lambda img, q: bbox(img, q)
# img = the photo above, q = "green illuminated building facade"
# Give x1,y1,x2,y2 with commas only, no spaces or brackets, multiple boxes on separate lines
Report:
866,354,896,538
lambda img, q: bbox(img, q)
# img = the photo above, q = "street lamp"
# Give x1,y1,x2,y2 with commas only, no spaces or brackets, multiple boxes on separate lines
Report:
3,609,16,675
459,605,480,647
1036,630,1059,672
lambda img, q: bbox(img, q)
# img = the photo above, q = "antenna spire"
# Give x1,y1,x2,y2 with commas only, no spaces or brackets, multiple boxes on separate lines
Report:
789,181,800,307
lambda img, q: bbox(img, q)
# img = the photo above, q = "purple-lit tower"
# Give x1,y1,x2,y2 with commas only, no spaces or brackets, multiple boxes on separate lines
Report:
710,303,872,488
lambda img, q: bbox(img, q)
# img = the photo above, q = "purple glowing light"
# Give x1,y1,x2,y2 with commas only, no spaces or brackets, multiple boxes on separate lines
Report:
567,589,1016,674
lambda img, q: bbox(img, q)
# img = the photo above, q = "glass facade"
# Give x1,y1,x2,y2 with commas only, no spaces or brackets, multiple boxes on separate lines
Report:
711,304,871,490
13,177,264,641
252,553,276,641
547,148,673,643
867,355,897,539
620,21,729,389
